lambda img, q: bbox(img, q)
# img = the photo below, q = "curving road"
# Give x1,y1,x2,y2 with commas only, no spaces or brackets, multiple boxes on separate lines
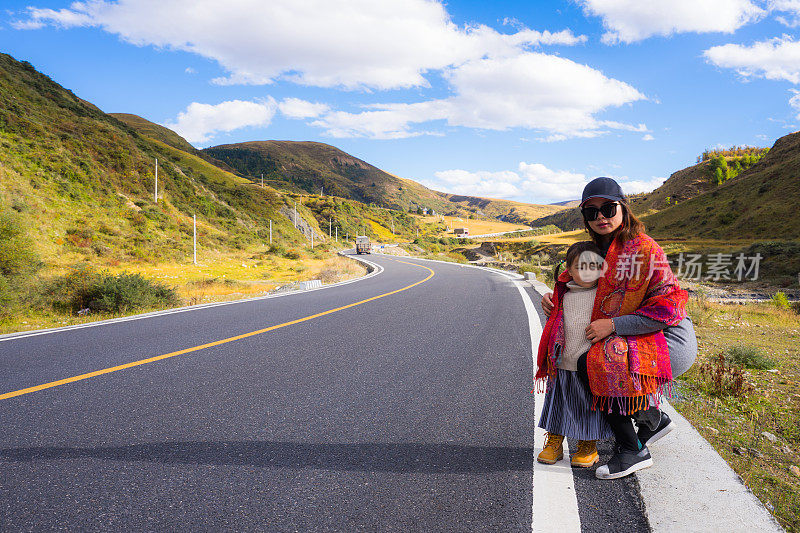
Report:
0,251,653,532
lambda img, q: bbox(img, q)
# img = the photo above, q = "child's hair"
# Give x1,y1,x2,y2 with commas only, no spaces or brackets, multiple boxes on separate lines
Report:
565,241,604,270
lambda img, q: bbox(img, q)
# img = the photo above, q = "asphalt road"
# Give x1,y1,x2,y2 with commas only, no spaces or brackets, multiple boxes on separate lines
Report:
0,251,647,532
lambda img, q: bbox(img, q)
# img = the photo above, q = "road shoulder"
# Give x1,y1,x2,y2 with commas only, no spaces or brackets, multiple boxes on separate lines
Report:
524,276,785,532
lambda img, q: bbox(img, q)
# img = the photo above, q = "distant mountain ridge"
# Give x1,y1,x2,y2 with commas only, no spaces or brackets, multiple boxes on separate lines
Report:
203,140,450,211
201,140,565,221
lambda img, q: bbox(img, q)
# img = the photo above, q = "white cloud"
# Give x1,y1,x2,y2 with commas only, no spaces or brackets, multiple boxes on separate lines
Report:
425,162,587,202
14,0,585,90
278,98,331,119
577,0,765,44
184,67,196,74
642,134,655,141
425,164,664,203
704,35,800,83
308,52,646,139
11,7,92,29
162,98,277,145
617,176,666,194
790,89,800,117
771,0,800,26
429,169,523,198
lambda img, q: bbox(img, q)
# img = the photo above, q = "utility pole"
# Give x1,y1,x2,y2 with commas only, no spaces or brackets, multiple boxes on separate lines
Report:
154,158,158,203
335,226,338,241
261,173,264,188
269,219,272,244
329,218,332,238
193,214,197,265
294,201,297,228
311,230,314,249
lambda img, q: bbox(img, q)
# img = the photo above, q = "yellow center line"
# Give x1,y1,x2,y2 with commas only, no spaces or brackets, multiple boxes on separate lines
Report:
0,259,434,401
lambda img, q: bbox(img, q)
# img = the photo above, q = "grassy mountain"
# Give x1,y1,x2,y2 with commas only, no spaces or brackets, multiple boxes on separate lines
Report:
203,140,566,224
0,52,319,272
203,140,458,213
527,144,777,235
644,131,800,239
109,113,237,173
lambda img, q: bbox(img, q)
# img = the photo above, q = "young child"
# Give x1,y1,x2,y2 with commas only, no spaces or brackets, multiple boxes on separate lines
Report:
536,241,612,467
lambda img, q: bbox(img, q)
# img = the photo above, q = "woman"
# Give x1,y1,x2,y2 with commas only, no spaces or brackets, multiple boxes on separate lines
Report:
539,177,697,479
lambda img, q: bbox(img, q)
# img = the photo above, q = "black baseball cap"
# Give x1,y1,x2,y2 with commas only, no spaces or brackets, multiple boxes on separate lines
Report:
580,177,626,207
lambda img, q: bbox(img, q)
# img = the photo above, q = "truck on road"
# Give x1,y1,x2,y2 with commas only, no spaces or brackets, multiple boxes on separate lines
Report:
355,236,371,254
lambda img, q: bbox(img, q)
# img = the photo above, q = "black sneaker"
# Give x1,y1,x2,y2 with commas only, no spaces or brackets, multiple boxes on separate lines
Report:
637,411,676,448
595,446,653,480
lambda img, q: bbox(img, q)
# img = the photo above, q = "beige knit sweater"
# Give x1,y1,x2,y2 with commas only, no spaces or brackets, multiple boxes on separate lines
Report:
559,279,598,371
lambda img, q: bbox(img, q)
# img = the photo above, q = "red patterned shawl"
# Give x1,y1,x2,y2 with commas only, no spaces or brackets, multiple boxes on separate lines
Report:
535,233,688,414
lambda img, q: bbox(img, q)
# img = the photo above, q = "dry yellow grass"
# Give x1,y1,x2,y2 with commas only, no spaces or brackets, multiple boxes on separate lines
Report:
366,219,398,242
1,245,368,334
419,215,529,236
493,229,588,244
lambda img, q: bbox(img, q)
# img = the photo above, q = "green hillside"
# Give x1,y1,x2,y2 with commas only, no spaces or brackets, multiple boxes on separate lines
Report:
203,140,565,225
644,132,800,239
203,140,458,213
527,143,777,235
109,113,237,173
0,53,315,271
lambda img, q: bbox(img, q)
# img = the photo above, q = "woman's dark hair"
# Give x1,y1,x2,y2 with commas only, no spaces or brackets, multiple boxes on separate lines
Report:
582,198,645,246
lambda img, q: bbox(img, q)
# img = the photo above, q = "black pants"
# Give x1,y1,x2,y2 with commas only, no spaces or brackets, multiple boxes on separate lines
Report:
577,351,644,453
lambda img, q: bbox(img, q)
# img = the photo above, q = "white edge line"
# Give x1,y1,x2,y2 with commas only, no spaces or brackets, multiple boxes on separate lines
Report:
0,249,382,343
511,271,581,533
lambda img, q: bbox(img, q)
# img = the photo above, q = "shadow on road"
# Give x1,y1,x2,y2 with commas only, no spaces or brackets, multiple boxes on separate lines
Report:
1,441,534,473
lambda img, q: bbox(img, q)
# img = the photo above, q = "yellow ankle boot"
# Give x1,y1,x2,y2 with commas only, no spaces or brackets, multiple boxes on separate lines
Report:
571,440,599,467
537,433,564,464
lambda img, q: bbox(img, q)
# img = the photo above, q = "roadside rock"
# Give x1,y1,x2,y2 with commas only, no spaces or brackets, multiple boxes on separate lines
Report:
790,465,800,478
761,431,778,443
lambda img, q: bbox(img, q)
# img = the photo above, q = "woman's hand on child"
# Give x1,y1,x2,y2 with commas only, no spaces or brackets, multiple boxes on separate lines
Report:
585,319,614,343
542,292,554,317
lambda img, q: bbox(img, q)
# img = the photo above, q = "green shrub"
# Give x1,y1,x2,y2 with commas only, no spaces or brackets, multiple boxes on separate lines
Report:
267,242,286,256
284,248,301,260
717,212,737,225
45,265,103,312
0,273,11,318
0,208,40,277
46,267,178,314
723,345,776,370
772,291,790,309
84,271,179,313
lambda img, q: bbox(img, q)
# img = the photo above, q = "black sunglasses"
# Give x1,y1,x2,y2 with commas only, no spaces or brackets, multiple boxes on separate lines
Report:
581,201,619,221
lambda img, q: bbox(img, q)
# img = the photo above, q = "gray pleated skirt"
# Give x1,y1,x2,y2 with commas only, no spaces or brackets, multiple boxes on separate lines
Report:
538,368,613,440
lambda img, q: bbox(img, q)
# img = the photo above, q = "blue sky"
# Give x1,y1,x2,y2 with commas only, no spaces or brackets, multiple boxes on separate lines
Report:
2,0,799,204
